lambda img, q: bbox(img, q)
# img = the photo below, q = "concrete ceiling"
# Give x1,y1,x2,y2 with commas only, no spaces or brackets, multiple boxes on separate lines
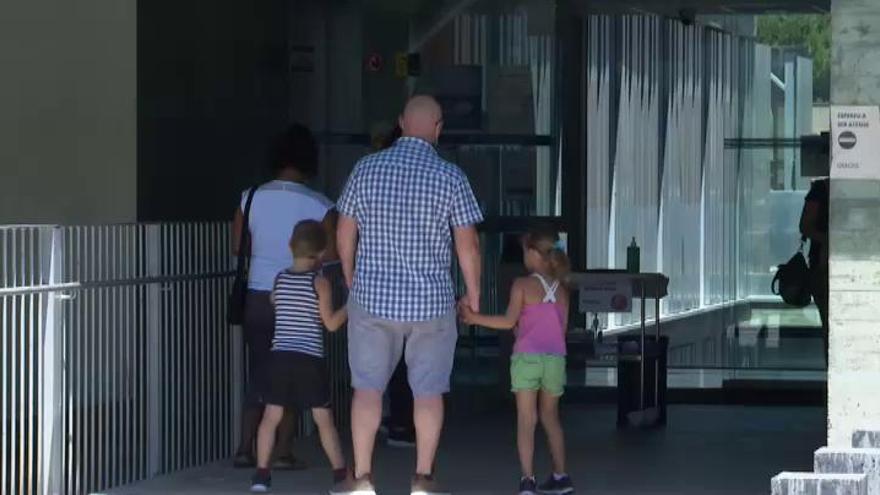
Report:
366,0,829,17
372,0,830,52
573,0,830,15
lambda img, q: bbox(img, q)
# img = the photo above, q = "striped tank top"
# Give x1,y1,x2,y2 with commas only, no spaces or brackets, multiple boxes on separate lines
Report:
272,270,324,357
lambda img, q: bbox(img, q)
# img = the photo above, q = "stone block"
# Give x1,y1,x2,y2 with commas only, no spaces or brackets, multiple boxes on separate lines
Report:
855,431,880,449
828,374,880,447
829,291,880,324
771,472,867,495
827,327,880,372
830,260,880,292
815,447,880,495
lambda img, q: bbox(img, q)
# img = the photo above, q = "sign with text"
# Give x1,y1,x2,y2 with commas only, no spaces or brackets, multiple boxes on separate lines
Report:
831,105,880,179
578,275,632,313
394,52,408,78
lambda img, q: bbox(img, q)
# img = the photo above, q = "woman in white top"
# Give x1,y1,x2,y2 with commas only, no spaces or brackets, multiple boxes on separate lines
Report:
231,124,337,468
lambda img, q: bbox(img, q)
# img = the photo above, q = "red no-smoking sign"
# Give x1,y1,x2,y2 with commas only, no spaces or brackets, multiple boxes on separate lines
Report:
366,53,383,72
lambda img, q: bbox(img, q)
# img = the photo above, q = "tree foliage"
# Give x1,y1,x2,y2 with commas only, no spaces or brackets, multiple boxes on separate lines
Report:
757,14,831,102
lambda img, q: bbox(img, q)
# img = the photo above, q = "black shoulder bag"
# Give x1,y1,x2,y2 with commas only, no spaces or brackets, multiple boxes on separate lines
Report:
771,237,813,308
227,186,258,325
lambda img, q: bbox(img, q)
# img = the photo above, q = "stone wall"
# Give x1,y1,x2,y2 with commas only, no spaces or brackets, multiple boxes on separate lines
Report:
828,0,880,447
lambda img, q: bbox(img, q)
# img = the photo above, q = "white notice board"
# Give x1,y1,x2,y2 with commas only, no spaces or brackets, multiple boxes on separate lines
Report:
578,275,632,313
831,105,880,180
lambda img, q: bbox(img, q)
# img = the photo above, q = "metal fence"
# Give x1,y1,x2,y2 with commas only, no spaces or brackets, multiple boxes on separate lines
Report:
1,227,49,495
1,224,242,495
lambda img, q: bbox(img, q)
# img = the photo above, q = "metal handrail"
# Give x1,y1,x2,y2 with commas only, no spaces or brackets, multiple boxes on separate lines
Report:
0,271,235,297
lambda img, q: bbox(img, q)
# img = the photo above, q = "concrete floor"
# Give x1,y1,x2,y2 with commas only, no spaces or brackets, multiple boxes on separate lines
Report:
102,403,825,495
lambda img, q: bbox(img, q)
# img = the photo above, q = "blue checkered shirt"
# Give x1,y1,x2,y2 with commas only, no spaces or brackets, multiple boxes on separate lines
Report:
337,137,483,321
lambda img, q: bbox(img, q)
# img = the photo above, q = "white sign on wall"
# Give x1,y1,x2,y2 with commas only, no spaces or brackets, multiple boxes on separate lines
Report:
577,275,632,313
831,105,880,179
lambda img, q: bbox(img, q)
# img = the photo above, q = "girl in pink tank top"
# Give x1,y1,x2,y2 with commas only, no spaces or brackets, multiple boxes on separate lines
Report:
459,224,574,495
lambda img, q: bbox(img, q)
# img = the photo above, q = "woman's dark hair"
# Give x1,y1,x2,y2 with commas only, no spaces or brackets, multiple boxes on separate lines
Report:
379,125,402,150
270,124,319,177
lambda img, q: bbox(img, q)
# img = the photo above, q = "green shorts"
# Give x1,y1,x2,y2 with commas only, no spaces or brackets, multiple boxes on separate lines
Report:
510,353,566,396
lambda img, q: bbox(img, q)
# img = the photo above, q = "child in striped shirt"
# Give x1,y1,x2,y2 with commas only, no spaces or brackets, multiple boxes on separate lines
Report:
251,220,348,493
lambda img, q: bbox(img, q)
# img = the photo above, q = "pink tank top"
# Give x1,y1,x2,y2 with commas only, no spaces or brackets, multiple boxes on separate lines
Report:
513,274,567,356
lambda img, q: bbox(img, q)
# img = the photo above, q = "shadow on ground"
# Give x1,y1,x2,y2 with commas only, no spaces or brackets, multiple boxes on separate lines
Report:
105,397,824,495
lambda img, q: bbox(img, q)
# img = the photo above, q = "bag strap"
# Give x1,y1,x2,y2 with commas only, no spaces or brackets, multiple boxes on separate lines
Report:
771,270,781,295
235,185,259,277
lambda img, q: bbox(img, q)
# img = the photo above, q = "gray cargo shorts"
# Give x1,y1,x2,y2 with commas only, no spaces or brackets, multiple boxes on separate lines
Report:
347,298,458,398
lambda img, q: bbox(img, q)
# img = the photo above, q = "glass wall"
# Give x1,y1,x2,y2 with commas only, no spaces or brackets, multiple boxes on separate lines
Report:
585,16,753,324
311,3,830,385
581,14,828,379
318,1,559,225
431,2,558,346
314,1,559,351
429,2,558,218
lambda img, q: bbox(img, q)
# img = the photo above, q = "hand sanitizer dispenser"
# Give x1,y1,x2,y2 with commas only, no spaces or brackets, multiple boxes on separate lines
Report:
626,237,640,273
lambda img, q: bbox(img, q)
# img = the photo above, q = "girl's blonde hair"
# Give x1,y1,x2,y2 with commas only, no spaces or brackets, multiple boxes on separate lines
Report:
523,224,571,282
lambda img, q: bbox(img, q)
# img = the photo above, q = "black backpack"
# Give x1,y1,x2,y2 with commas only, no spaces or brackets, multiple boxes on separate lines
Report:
771,240,813,308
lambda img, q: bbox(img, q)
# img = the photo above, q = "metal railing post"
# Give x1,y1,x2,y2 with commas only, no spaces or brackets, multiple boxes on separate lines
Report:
230,237,243,452
231,322,243,452
145,225,162,476
41,227,64,495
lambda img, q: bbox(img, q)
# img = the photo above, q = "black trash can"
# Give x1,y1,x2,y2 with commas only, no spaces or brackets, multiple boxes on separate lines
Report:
616,335,668,428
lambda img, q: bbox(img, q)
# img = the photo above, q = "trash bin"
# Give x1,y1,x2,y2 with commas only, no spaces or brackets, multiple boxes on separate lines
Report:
617,335,668,428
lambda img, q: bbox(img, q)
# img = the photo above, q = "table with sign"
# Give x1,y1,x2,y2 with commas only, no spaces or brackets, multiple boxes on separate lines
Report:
569,270,670,426
569,270,669,337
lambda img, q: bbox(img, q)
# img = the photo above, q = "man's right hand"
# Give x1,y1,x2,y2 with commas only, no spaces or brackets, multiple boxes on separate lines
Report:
453,225,482,316
458,297,477,324
337,214,358,292
464,292,480,314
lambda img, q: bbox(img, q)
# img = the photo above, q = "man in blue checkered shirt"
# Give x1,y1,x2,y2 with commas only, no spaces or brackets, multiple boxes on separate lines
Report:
336,96,483,495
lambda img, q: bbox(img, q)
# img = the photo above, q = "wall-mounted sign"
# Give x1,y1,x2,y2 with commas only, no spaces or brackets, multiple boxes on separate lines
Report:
578,275,632,313
393,52,420,78
394,52,408,78
366,53,383,73
831,105,880,179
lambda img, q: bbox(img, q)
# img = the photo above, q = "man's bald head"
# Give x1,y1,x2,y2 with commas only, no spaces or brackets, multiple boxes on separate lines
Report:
399,95,444,144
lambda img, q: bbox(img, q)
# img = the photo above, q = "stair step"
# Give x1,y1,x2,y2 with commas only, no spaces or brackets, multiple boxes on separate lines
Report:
815,447,880,495
772,472,867,495
855,431,880,449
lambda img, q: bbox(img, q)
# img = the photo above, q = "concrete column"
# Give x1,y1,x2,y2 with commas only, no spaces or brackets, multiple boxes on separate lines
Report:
0,0,137,224
828,0,880,447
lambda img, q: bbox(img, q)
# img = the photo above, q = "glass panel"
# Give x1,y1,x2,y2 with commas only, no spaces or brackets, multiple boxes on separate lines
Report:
440,144,556,217
578,14,829,386
416,0,559,217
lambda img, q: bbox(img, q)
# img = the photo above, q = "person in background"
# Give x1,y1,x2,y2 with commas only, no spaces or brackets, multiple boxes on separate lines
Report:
460,223,575,495
250,220,348,493
800,177,830,365
232,124,337,469
335,96,483,495
383,360,416,447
